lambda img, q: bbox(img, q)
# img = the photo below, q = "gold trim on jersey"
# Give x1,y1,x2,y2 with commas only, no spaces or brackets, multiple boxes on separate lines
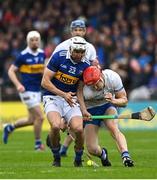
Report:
55,71,79,85
19,64,44,73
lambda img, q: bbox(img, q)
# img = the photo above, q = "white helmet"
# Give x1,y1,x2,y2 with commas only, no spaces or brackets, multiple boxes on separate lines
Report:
26,30,41,44
69,36,87,53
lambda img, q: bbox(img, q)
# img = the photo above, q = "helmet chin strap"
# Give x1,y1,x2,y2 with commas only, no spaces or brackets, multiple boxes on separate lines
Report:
69,48,86,63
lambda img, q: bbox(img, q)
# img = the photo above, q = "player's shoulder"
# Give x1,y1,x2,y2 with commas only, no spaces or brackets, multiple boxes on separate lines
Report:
21,47,44,55
55,39,70,50
37,48,44,53
103,69,121,78
52,49,68,58
58,39,70,46
21,47,28,55
86,41,95,50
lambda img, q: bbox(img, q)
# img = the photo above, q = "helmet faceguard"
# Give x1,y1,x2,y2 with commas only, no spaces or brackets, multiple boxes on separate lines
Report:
69,36,87,55
83,66,101,85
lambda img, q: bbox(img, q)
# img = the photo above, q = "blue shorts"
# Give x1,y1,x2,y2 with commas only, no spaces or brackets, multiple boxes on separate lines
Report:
84,103,116,127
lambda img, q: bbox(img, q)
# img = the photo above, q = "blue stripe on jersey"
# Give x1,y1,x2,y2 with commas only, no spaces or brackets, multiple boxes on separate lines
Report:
14,48,45,92
42,50,90,95
114,86,124,92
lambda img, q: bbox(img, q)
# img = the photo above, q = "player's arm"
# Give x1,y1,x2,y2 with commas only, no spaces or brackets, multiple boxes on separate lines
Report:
104,70,128,107
8,64,25,92
104,89,128,107
41,67,75,107
41,67,65,97
77,80,91,119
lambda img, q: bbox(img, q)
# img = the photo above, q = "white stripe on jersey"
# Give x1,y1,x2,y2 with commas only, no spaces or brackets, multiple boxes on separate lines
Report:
21,47,44,56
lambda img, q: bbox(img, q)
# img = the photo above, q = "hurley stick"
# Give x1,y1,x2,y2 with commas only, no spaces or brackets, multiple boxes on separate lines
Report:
90,106,156,121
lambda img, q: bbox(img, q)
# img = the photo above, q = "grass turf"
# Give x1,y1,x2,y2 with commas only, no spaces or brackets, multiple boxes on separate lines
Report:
0,130,157,179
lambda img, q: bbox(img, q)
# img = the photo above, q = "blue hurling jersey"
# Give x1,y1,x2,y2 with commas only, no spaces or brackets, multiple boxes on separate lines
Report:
14,47,45,92
42,50,90,96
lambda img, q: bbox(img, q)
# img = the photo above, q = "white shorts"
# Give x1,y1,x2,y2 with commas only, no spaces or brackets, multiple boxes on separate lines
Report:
43,95,82,124
19,91,41,109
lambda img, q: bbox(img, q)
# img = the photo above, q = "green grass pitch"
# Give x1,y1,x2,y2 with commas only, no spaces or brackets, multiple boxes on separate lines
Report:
0,129,157,179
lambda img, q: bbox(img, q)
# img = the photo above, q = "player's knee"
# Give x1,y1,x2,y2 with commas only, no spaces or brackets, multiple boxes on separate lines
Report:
34,112,44,122
51,123,60,131
87,145,97,155
27,118,34,125
73,126,83,134
38,115,44,123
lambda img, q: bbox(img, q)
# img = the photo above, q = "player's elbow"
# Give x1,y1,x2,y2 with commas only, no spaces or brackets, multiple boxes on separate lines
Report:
121,98,128,107
8,67,14,79
8,68,11,77
41,77,47,89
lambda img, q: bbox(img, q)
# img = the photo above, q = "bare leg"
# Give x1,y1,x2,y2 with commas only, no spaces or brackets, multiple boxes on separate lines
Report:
60,129,74,156
104,108,128,153
47,111,62,166
69,116,84,167
31,106,44,140
3,105,44,149
47,111,61,148
15,106,44,139
104,107,134,167
84,123,111,166
84,124,101,156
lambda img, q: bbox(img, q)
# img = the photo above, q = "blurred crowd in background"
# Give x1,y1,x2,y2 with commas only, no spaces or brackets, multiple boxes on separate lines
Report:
0,0,157,101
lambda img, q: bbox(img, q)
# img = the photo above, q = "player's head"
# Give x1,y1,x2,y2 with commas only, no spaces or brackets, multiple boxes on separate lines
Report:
26,30,41,51
83,66,104,90
83,66,101,85
69,36,87,63
70,19,86,37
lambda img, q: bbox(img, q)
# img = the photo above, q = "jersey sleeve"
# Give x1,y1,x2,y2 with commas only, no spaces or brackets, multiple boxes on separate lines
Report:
52,40,68,55
87,43,97,60
47,52,60,72
13,54,23,68
112,71,124,92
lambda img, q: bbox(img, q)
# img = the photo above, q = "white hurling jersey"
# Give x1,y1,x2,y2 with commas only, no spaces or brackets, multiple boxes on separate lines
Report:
83,69,124,108
52,39,97,62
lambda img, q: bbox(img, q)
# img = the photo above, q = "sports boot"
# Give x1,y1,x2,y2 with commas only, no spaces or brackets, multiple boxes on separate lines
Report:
52,157,61,167
74,159,83,167
3,124,14,144
101,148,111,166
122,156,134,167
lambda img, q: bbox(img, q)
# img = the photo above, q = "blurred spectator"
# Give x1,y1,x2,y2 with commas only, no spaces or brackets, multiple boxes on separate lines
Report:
129,63,157,101
0,0,156,101
129,48,152,90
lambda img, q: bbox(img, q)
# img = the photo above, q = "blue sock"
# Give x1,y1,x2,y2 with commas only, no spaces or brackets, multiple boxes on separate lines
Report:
60,145,68,154
75,150,83,161
52,146,60,159
35,139,42,146
121,151,130,158
7,124,15,132
11,125,15,131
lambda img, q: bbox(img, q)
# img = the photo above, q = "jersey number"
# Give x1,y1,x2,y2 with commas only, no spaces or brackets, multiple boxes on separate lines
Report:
69,66,76,74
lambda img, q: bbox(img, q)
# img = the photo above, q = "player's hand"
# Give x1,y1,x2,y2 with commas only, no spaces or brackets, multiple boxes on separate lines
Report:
91,59,101,69
82,110,92,121
104,92,113,102
63,92,76,107
16,84,25,93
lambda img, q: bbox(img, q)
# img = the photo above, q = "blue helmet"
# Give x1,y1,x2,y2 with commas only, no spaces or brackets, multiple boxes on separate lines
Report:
70,19,86,29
